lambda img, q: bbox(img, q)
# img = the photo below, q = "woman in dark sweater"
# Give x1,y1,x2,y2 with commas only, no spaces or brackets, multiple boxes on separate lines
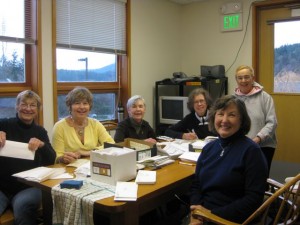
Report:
189,95,268,224
114,95,156,143
0,90,56,225
165,88,214,140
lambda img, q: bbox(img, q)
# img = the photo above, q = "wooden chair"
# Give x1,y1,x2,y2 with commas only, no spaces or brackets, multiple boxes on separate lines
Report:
192,173,300,225
102,121,118,136
0,209,14,225
0,207,43,225
102,121,118,131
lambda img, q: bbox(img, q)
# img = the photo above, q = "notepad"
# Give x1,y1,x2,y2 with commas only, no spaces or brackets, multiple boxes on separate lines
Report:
114,181,138,201
135,170,156,184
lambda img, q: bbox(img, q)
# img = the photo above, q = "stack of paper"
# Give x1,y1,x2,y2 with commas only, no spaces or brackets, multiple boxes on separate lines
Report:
114,181,138,201
13,167,66,183
137,155,174,168
135,170,156,184
157,141,190,159
178,152,201,163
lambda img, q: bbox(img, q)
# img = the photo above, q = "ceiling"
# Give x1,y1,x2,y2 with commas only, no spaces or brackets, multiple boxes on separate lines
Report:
169,0,206,4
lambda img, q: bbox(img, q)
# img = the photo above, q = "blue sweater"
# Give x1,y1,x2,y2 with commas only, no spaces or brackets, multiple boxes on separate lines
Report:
189,132,268,223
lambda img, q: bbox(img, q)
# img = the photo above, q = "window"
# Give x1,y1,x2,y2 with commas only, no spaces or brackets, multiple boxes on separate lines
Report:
274,20,300,93
54,0,129,122
0,0,39,119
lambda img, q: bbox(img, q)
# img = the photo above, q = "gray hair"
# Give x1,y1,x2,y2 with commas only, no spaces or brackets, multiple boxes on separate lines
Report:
127,95,146,110
16,90,42,109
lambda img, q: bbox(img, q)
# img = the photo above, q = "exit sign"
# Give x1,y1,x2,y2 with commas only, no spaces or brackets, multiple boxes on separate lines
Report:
221,13,243,32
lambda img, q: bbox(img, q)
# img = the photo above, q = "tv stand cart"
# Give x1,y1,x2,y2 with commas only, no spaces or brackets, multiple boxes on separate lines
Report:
155,77,228,135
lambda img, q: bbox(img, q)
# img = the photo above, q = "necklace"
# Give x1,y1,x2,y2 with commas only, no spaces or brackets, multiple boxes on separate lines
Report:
70,117,87,136
219,143,230,157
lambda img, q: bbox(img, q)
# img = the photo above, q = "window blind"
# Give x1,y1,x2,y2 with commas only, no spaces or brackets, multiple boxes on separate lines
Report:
56,0,126,54
0,0,36,45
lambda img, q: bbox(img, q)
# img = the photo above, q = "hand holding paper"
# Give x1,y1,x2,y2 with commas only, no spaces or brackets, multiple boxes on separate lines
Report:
0,140,35,160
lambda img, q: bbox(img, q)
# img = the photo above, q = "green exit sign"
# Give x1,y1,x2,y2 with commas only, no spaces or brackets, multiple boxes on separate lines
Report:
221,13,243,32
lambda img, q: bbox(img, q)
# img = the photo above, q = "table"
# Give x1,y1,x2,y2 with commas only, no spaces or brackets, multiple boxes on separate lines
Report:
20,160,195,225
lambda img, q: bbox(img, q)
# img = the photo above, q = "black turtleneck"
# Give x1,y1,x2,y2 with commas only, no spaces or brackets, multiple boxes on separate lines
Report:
114,117,156,143
165,111,214,139
0,115,56,196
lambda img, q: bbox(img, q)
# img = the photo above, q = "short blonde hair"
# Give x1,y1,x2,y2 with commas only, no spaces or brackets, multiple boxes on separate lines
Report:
235,65,254,77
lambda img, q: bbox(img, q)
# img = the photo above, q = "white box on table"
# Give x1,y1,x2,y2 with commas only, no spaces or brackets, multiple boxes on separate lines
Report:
90,147,136,186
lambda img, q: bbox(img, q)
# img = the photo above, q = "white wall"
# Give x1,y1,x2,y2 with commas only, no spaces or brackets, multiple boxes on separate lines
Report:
130,0,258,127
130,0,183,125
181,0,255,92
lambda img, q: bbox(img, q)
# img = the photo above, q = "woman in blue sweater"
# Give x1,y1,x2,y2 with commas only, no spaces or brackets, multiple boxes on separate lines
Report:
189,95,268,224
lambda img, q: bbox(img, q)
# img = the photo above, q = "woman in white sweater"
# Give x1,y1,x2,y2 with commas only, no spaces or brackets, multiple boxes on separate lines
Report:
234,65,277,174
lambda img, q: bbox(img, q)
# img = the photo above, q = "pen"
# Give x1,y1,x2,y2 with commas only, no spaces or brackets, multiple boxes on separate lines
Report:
190,129,199,139
179,161,195,166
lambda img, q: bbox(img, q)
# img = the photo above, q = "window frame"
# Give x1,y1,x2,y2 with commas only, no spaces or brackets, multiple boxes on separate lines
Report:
0,0,42,123
52,0,130,123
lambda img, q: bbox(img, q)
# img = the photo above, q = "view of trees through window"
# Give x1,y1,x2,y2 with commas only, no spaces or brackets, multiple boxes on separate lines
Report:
0,0,29,119
0,43,25,83
274,20,300,93
56,49,117,121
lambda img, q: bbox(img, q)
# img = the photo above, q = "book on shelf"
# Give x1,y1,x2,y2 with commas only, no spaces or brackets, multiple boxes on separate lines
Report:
135,170,156,184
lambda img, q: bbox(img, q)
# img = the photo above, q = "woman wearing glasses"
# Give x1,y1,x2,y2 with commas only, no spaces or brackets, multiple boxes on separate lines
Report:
234,65,277,175
0,90,56,225
164,88,214,140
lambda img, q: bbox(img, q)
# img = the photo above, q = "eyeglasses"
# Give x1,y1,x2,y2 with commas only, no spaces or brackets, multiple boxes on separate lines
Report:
236,75,252,81
19,103,38,110
194,100,206,105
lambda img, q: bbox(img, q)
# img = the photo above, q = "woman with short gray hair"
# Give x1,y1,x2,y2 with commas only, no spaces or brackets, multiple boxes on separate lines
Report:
114,95,156,143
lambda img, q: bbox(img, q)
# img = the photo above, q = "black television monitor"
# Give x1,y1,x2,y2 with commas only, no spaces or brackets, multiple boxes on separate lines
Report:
159,96,189,124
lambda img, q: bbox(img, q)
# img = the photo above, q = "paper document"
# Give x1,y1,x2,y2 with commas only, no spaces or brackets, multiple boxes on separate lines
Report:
114,181,138,201
135,170,156,184
67,158,90,168
13,166,66,183
179,152,201,163
0,140,35,160
74,161,91,178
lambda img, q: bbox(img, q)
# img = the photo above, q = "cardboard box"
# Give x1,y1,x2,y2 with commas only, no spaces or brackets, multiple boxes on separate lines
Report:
105,138,157,161
90,147,136,186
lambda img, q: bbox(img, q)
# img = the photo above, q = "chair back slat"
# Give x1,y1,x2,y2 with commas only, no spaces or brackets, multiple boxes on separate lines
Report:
243,173,300,225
